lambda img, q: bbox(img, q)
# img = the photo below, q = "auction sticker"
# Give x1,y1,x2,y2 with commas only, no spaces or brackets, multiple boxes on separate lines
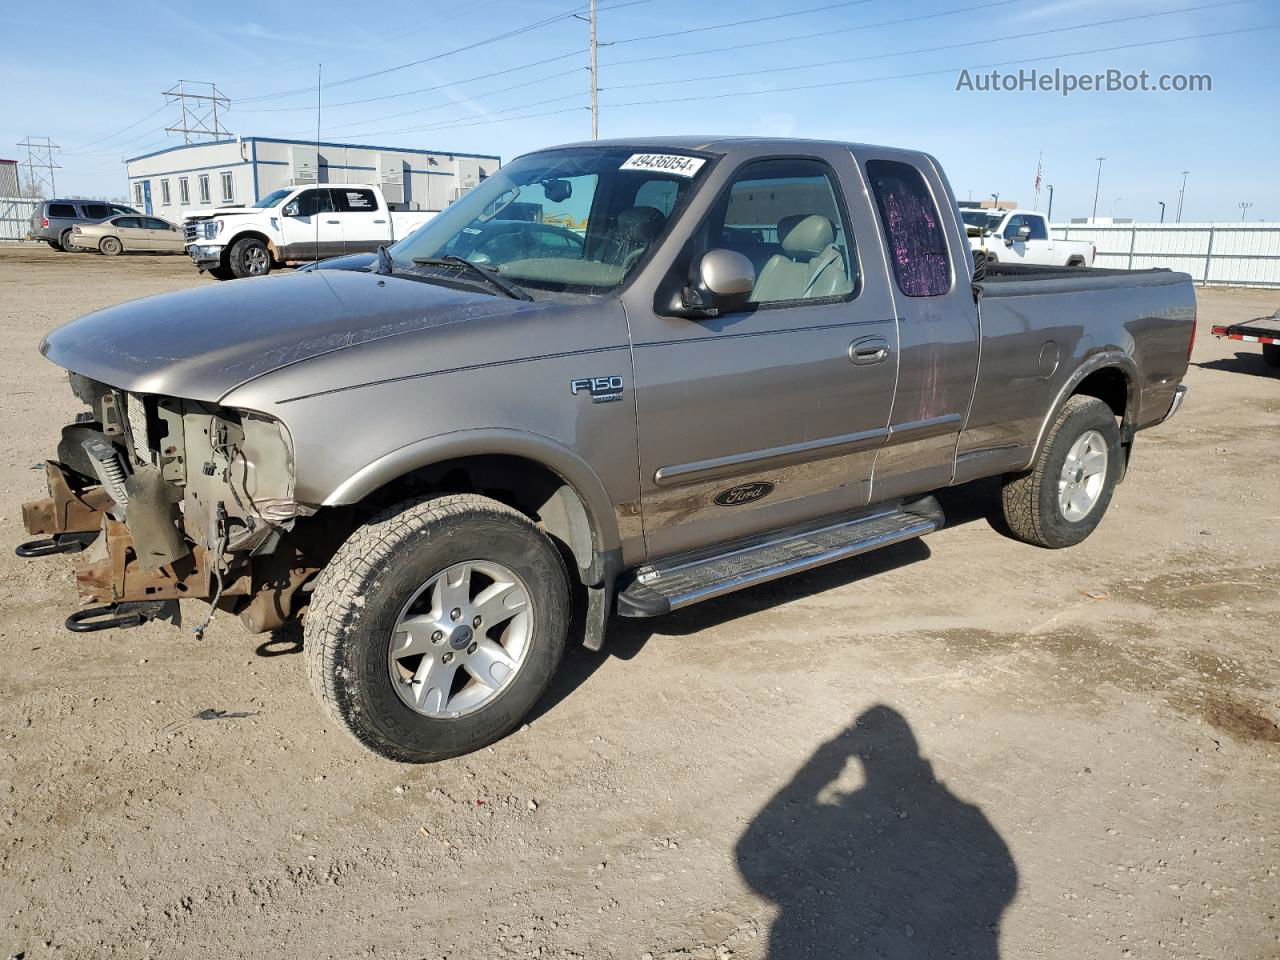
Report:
620,153,706,177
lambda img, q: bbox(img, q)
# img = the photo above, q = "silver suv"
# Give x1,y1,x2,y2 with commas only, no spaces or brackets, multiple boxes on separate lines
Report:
29,199,138,251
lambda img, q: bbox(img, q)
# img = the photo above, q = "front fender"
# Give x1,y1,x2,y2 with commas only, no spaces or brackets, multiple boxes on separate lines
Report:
321,427,623,556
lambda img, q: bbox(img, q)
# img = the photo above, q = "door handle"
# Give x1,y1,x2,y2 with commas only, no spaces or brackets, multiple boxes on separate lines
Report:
849,336,891,365
373,219,387,224
325,219,340,224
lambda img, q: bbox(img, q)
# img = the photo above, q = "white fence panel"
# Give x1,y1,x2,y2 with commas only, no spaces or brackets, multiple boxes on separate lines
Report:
0,196,38,242
1053,222,1280,288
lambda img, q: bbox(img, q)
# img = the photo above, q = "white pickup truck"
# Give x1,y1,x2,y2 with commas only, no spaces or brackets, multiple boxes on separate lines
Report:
963,208,1095,268
184,184,435,280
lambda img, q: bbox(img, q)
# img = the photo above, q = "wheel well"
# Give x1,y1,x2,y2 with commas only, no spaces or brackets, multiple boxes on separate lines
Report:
357,454,596,581
224,231,273,266
1072,366,1129,420
1066,256,1085,266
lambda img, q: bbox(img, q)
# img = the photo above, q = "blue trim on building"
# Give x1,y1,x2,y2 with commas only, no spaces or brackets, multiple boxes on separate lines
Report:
127,160,250,180
127,135,500,164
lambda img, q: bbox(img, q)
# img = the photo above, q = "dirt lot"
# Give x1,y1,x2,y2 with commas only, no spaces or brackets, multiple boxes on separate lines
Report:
0,243,1277,960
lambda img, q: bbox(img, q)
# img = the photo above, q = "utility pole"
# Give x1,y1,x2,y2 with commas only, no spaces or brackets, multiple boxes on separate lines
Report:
990,192,999,208
1091,157,1105,222
16,136,60,197
1176,170,1189,222
1239,201,1253,222
162,80,232,144
574,1,600,139
1046,185,1054,222
1158,201,1166,223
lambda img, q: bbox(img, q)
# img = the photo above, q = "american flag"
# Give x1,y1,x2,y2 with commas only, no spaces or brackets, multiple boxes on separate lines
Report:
1034,157,1042,192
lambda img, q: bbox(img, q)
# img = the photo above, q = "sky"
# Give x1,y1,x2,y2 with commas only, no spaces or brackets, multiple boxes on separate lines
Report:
1,0,1277,222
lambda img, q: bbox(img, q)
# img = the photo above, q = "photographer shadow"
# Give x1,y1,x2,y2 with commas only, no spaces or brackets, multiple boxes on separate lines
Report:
736,705,1017,959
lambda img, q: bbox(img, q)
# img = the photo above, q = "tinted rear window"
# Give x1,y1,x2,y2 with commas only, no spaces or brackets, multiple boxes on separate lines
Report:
82,204,112,219
865,159,952,298
47,203,76,218
333,188,378,212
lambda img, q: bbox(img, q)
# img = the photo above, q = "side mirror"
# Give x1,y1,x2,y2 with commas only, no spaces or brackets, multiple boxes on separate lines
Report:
1006,224,1032,245
283,201,301,217
673,249,755,318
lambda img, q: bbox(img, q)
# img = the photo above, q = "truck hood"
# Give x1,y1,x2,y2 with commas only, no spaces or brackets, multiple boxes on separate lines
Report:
186,206,266,221
40,269,543,403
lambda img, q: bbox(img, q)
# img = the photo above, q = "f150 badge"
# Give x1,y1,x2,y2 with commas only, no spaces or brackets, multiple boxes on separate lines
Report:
570,376,624,404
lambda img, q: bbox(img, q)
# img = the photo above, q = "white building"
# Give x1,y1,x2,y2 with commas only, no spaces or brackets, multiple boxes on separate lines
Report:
125,137,501,223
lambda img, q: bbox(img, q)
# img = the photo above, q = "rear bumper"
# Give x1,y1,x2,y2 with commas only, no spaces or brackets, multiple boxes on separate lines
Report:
1159,383,1188,424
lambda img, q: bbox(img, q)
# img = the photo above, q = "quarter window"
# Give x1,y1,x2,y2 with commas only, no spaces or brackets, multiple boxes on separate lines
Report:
700,157,858,305
160,179,171,205
865,159,952,298
178,177,190,204
220,172,234,202
48,203,76,218
198,175,211,204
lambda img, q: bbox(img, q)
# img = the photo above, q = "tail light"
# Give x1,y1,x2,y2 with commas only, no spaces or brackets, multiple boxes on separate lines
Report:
41,216,49,228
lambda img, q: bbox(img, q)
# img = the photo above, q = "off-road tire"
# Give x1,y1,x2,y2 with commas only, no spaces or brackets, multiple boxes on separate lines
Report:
1263,343,1280,368
206,265,235,281
1000,394,1122,548
304,494,571,763
228,237,271,278
99,236,122,257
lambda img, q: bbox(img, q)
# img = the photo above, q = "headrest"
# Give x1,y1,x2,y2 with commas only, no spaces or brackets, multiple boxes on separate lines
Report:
780,214,835,259
614,206,666,239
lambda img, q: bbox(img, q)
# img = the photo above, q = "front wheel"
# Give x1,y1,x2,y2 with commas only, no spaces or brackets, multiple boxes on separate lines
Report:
1000,394,1122,548
1263,343,1280,368
304,494,571,762
228,237,271,278
205,265,235,281
99,236,123,257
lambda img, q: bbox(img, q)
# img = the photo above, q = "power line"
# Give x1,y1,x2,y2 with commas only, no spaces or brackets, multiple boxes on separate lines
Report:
63,104,169,153
237,0,653,105
383,21,1268,137
606,0,873,47
598,0,1254,92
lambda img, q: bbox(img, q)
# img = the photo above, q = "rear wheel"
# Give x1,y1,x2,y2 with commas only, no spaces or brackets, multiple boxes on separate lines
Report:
46,239,63,251
59,229,77,252
304,494,571,762
1001,394,1122,548
229,237,271,278
99,236,122,257
1263,343,1280,368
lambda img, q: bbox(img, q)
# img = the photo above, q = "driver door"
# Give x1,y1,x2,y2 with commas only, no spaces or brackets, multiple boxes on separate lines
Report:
628,154,900,559
280,188,343,260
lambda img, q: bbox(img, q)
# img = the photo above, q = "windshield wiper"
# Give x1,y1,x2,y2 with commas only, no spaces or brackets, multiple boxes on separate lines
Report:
412,255,533,301
375,243,394,276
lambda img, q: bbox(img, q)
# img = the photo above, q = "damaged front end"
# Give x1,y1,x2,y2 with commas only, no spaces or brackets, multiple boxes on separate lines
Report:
19,373,328,635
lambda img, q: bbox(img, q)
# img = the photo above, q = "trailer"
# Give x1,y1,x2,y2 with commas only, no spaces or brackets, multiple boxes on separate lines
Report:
1212,311,1280,368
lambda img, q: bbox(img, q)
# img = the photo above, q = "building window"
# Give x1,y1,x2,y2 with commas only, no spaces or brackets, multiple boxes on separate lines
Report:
220,171,234,203
133,182,144,207
178,177,190,204
160,179,171,205
198,174,210,204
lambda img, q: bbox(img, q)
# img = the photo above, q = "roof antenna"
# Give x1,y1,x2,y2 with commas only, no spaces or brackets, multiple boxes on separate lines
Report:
314,63,322,265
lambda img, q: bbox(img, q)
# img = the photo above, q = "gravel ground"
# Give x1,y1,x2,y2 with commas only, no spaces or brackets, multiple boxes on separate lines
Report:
1,244,1277,960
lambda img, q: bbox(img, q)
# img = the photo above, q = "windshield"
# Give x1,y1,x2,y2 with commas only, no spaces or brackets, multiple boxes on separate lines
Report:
961,210,1004,232
388,146,708,295
253,189,293,209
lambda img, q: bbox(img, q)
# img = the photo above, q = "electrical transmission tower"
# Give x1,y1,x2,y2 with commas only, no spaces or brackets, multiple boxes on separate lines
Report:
16,136,60,197
162,81,233,143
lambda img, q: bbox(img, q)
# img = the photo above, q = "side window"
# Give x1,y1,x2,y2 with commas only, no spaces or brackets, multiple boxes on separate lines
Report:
333,188,378,212
220,171,234,202
292,189,333,217
144,217,170,230
865,159,952,298
160,180,171,205
1027,215,1048,241
198,175,211,203
83,203,112,219
178,178,190,204
110,204,136,215
704,157,858,305
1003,214,1026,239
48,203,77,218
133,182,145,207
115,217,140,229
